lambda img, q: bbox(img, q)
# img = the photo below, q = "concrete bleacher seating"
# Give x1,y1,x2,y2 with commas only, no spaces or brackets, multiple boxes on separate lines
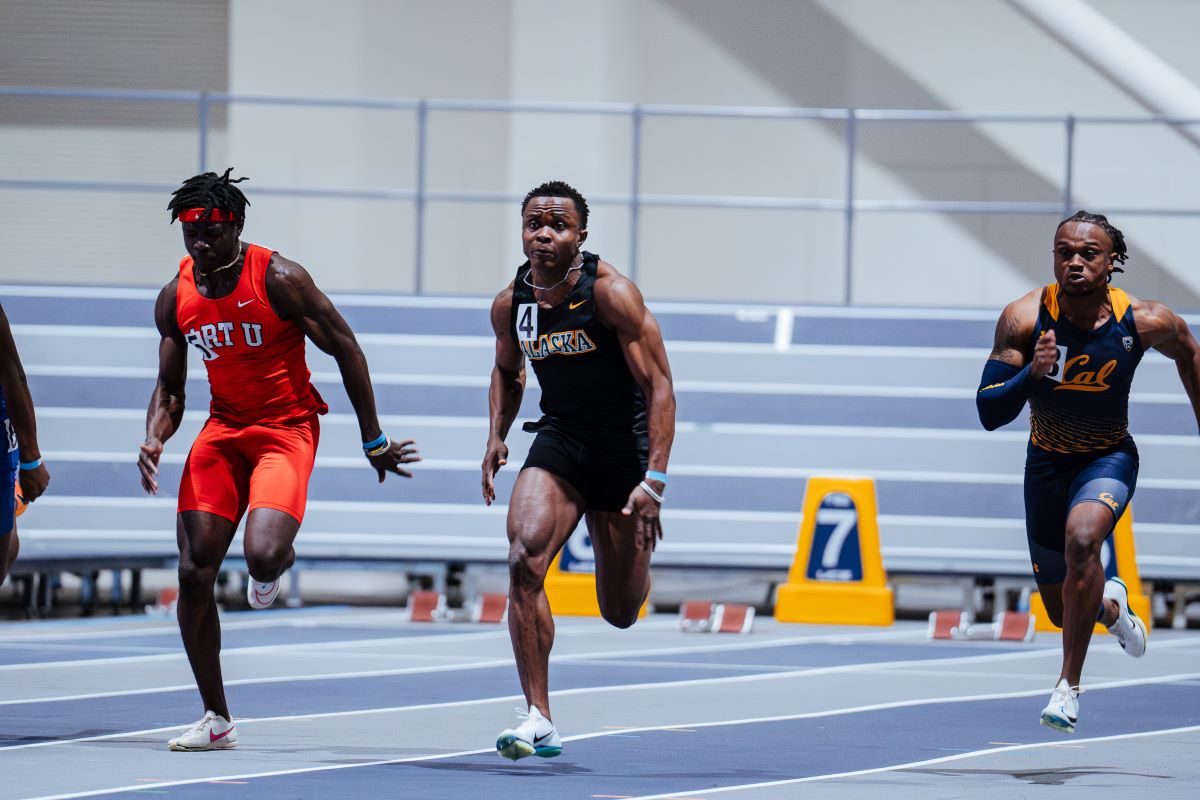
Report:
7,283,1200,598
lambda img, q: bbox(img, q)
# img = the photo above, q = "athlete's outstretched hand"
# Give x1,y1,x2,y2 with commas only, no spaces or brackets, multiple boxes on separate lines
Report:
622,483,663,551
368,438,420,483
138,438,163,495
1031,328,1059,380
18,462,49,504
481,437,508,506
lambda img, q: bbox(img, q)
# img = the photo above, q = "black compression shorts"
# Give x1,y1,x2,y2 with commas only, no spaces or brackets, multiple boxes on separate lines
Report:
521,428,648,513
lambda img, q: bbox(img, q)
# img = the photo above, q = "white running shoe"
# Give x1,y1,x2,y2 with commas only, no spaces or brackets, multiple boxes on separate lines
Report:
495,705,562,761
1104,577,1147,658
1039,678,1080,734
168,710,238,751
247,577,280,610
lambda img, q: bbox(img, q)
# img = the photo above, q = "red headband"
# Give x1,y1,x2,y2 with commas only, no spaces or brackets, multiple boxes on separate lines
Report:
178,207,237,223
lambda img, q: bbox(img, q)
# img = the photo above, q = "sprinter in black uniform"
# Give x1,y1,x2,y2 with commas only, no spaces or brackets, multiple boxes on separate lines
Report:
978,211,1200,733
482,180,676,760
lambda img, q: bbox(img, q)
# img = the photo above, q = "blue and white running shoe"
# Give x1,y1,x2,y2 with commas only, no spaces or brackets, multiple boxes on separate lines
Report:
1104,577,1147,658
496,705,562,760
1040,678,1080,734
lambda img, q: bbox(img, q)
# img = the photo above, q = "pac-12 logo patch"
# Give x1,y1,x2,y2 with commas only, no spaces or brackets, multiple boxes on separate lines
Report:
1122,335,1133,352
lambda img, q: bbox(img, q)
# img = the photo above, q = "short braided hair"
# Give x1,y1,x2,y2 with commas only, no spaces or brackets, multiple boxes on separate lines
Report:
1058,210,1128,274
521,180,589,229
168,168,250,223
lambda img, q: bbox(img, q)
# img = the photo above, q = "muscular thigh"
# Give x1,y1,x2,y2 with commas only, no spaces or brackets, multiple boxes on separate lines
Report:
177,511,238,571
586,509,652,591
246,417,319,524
1024,445,1138,585
178,419,252,525
508,466,585,563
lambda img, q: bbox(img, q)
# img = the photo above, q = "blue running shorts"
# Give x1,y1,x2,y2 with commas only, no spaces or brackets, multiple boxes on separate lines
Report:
1023,440,1138,585
2,414,17,537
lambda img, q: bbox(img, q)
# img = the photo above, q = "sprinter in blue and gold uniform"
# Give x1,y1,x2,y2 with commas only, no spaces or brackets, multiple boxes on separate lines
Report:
483,181,675,761
0,301,51,587
978,211,1200,734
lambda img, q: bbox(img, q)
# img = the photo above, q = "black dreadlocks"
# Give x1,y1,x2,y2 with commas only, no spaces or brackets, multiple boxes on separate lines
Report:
521,180,589,229
1058,210,1128,277
168,168,250,223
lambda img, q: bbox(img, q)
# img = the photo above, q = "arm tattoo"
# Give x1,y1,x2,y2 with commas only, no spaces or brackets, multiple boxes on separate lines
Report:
989,311,1025,360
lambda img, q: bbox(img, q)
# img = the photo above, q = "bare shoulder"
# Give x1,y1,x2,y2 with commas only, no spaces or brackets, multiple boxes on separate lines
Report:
593,259,634,293
1130,294,1171,328
265,252,313,290
154,277,182,336
988,288,1041,360
999,288,1041,333
1130,295,1187,346
593,260,646,326
490,279,516,335
1005,288,1042,324
157,276,180,304
264,253,325,319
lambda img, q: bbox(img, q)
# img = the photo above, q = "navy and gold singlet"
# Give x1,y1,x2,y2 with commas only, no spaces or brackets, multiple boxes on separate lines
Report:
2,386,19,536
511,252,648,450
1027,283,1144,454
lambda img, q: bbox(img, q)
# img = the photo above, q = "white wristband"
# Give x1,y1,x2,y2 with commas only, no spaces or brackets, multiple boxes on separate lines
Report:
638,480,664,504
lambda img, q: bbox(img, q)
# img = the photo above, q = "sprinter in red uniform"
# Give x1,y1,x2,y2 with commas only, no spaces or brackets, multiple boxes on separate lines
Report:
138,169,420,751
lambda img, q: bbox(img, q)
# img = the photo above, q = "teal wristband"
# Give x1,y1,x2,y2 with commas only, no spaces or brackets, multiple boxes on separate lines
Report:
646,470,668,484
362,433,387,452
20,458,42,471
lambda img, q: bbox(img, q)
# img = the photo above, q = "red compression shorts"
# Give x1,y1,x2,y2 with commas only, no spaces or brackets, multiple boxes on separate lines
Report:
177,416,320,524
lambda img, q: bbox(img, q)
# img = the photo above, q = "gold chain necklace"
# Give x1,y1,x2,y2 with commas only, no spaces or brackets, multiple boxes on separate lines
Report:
205,245,243,273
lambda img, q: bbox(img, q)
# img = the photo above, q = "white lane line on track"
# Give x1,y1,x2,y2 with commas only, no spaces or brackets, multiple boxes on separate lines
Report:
0,628,516,671
565,672,1200,740
2,614,570,643
14,673,1200,800
624,723,1200,800
0,660,520,708
0,609,434,641
5,624,1193,708
0,643,177,655
2,615,1193,680
0,646,1127,751
0,629,929,704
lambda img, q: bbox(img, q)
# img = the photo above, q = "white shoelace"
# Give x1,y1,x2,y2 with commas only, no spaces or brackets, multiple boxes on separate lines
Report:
1052,684,1082,703
182,711,218,737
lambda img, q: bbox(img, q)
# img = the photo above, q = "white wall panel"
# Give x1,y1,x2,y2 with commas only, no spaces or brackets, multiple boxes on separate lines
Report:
4,0,1200,307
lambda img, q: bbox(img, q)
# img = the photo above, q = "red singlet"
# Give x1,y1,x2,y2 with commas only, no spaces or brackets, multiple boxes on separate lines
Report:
175,244,328,523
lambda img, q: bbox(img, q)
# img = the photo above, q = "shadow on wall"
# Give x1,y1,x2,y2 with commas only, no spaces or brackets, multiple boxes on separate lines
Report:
663,0,1200,309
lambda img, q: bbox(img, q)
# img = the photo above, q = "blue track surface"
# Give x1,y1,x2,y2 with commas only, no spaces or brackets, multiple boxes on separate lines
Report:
0,625,467,666
0,640,1019,749
88,682,1200,799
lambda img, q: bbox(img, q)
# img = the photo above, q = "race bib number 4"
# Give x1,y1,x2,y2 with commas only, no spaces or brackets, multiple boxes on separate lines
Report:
516,303,538,343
